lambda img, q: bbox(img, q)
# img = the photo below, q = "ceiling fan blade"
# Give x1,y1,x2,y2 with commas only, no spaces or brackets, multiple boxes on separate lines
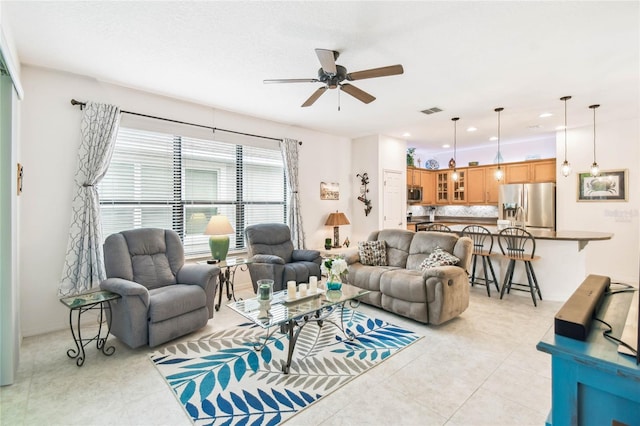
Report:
346,64,404,81
340,83,376,104
301,86,328,107
315,48,338,75
264,78,319,84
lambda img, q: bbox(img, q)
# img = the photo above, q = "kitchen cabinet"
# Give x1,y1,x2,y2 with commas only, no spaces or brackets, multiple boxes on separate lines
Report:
531,159,556,182
435,171,450,204
466,167,486,204
451,169,466,203
435,169,466,204
420,170,435,204
506,159,556,184
484,166,501,204
406,167,421,187
505,163,530,183
406,159,555,206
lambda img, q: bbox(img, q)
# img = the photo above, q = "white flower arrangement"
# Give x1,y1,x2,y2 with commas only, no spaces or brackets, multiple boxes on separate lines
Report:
321,257,348,283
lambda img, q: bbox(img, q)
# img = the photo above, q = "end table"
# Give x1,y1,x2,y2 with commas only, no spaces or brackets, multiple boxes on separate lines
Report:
59,290,121,366
199,257,252,311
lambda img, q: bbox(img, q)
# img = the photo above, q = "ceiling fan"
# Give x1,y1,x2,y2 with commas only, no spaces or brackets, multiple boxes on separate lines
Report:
264,48,404,108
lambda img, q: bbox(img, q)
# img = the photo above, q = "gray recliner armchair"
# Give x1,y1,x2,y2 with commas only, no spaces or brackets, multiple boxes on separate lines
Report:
245,223,321,292
100,228,219,348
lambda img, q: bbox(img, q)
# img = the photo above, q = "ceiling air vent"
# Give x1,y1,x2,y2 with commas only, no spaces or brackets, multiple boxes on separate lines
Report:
420,107,443,115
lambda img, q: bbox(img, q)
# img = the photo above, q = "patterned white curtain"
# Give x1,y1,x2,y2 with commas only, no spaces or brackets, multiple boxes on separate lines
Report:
280,138,306,249
58,102,121,296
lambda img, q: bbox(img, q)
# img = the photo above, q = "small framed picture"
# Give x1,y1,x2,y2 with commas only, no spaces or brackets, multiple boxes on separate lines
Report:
320,182,339,200
577,169,628,202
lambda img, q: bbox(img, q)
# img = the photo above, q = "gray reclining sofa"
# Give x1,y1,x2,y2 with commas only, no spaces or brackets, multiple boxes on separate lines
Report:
345,229,473,325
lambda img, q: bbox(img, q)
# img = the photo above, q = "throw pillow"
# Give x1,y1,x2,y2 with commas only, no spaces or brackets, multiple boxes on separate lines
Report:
420,247,460,271
358,240,387,266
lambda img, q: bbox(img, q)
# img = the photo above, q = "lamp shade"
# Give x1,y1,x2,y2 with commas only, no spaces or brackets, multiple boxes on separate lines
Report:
204,215,234,261
204,215,234,235
324,212,350,226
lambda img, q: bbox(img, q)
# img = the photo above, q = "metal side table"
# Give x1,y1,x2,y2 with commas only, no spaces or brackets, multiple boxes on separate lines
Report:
201,258,252,311
59,290,121,366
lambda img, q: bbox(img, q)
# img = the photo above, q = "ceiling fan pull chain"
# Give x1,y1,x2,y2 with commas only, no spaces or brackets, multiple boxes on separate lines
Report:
338,86,341,111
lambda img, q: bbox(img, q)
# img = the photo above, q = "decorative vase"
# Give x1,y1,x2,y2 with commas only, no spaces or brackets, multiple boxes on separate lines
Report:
326,273,342,291
257,279,273,301
326,289,343,302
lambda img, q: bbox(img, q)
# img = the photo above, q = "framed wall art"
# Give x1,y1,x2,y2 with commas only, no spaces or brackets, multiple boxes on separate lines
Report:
320,182,339,200
577,169,628,202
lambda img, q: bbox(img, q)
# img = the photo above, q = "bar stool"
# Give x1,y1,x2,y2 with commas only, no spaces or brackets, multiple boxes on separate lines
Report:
497,227,542,306
417,223,451,232
461,225,499,297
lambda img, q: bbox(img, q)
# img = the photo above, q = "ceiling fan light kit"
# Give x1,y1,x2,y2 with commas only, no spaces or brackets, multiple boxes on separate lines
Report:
264,48,404,109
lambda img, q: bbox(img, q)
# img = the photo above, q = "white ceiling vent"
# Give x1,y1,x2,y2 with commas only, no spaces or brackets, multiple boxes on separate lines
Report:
420,107,443,115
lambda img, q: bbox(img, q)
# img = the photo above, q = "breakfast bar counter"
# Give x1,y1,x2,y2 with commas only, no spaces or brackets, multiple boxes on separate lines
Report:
407,219,613,302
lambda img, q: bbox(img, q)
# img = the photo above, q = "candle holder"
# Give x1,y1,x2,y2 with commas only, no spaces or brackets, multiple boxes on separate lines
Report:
256,279,273,318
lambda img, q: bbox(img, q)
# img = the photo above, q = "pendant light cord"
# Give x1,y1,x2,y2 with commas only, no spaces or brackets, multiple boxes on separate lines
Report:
592,106,596,163
495,107,503,167
564,98,568,161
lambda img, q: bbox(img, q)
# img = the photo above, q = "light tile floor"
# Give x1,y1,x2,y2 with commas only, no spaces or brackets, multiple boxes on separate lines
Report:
1,284,562,426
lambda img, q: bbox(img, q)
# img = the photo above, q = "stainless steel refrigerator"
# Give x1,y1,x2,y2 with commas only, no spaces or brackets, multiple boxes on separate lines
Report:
498,182,556,230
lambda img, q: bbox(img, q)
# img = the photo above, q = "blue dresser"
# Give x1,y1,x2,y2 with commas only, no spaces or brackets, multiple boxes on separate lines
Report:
537,291,640,426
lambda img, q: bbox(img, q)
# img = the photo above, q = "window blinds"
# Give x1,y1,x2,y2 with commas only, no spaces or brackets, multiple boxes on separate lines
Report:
99,126,285,257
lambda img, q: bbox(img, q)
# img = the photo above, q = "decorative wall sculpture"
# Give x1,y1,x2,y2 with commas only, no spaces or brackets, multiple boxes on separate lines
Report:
356,173,372,216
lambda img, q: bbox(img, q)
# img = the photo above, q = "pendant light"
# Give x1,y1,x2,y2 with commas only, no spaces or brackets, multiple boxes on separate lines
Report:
451,117,460,182
560,96,572,177
494,107,504,181
589,104,600,177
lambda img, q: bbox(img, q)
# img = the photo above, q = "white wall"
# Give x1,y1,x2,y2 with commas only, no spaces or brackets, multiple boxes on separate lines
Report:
18,65,351,337
351,135,380,243
556,117,639,284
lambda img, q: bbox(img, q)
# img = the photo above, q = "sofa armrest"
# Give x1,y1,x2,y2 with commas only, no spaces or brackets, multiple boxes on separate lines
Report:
178,263,219,319
453,236,473,273
344,251,360,265
292,249,320,262
251,254,285,265
100,277,150,307
422,265,468,279
177,264,220,289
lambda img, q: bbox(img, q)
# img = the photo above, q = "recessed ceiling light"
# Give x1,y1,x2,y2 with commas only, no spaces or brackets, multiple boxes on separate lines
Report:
442,144,450,148
403,132,411,137
539,112,553,118
466,127,477,132
528,124,541,129
489,136,498,141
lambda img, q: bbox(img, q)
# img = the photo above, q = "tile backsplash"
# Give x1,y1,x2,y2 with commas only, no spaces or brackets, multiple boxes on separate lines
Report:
408,205,498,218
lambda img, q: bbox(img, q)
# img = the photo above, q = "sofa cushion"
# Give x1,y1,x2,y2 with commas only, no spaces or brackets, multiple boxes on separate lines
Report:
368,229,414,268
420,248,460,270
148,284,207,323
406,231,460,270
358,240,387,266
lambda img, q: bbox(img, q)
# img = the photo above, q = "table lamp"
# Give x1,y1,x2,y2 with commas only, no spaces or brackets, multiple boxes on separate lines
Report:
325,211,350,248
204,214,234,262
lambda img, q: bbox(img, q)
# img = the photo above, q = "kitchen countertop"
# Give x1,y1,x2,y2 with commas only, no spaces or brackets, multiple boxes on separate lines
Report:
407,218,613,242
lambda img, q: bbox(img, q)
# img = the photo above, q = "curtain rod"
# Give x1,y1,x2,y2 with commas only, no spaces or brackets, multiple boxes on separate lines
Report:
70,99,300,144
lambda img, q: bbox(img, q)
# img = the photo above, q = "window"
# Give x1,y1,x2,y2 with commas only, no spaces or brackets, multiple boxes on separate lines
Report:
99,127,286,256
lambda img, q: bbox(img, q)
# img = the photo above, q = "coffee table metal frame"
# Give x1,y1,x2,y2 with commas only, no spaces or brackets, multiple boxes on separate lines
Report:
228,284,369,374
59,289,121,367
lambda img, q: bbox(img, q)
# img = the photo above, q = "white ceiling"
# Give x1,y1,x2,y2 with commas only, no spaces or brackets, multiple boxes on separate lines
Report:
4,1,639,152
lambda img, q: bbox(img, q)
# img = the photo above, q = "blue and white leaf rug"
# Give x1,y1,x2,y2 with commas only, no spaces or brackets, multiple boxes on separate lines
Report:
150,308,421,426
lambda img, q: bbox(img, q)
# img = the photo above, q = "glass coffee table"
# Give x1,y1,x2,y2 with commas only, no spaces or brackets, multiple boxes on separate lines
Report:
228,283,369,374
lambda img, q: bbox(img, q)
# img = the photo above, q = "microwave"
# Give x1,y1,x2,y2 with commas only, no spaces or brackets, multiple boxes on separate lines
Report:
407,186,422,202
